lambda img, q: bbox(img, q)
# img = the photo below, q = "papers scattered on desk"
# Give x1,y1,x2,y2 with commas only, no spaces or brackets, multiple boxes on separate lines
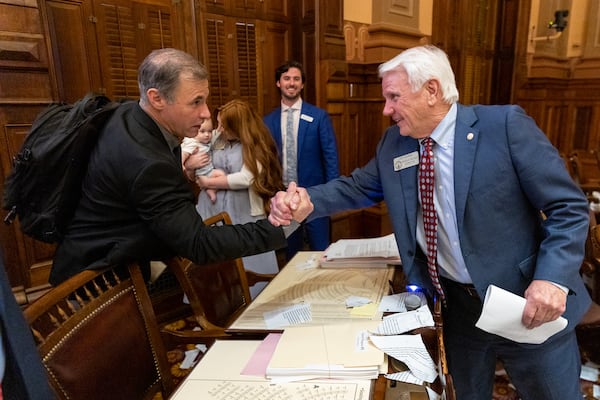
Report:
320,234,401,268
179,344,207,369
475,285,568,344
370,334,438,383
378,292,427,313
345,295,372,308
266,321,384,381
372,305,435,335
263,302,312,329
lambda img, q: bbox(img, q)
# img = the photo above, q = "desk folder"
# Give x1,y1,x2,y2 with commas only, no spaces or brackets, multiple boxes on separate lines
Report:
266,320,385,380
170,340,374,400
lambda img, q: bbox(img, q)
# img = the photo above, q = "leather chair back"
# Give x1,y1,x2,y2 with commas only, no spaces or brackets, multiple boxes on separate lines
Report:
24,263,175,400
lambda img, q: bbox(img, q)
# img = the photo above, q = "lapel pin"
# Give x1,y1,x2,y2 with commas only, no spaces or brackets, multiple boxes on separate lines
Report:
467,132,474,141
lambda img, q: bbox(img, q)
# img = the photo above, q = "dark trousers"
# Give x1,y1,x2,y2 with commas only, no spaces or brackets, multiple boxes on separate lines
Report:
441,277,583,400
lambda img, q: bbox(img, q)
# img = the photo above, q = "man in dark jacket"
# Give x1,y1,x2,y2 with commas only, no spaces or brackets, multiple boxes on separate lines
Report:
52,48,311,285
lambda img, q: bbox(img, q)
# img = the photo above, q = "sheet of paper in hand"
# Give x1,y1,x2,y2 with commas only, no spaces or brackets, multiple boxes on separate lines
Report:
475,285,567,344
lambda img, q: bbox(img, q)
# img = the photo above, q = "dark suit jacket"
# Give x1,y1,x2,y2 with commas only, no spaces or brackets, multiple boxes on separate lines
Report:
308,104,591,332
52,102,287,285
264,101,339,186
0,252,53,399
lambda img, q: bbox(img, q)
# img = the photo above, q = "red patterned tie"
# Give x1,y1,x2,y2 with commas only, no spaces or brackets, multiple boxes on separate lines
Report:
419,137,445,301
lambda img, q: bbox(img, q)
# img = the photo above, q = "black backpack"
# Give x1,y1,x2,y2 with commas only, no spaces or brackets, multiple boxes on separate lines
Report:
3,93,121,243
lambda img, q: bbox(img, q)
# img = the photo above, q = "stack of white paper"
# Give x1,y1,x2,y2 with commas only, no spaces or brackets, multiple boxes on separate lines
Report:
266,321,385,381
320,234,402,268
170,340,374,400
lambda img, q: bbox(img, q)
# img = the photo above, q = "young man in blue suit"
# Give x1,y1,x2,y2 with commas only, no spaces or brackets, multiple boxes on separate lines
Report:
264,61,340,260
270,45,590,399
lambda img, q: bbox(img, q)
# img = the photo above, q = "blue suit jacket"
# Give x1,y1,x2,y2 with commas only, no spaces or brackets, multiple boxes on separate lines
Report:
308,104,591,332
264,102,339,186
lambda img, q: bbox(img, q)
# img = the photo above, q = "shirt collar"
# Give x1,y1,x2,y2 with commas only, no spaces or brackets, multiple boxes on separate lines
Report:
139,102,181,152
158,125,181,153
426,103,457,150
282,98,302,112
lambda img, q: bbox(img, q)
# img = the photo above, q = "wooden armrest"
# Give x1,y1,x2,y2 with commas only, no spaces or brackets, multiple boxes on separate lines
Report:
245,271,276,287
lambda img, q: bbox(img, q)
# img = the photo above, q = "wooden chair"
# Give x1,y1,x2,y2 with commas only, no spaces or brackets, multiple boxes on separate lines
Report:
577,216,600,364
23,263,175,400
161,211,276,345
569,151,600,196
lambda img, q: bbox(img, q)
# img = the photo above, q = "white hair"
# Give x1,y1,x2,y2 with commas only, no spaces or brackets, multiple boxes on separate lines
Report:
378,45,459,104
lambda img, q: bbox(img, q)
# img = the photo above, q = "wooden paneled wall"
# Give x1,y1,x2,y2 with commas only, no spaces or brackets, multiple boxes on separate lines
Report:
0,0,55,288
3,0,600,291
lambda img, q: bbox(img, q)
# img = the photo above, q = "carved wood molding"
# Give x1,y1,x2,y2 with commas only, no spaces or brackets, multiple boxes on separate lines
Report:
0,33,47,70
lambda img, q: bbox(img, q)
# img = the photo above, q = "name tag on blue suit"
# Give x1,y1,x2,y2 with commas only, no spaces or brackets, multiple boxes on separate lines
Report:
393,151,419,171
300,114,314,122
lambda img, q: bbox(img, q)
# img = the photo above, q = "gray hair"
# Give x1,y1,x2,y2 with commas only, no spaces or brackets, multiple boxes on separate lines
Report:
138,48,209,104
378,45,459,104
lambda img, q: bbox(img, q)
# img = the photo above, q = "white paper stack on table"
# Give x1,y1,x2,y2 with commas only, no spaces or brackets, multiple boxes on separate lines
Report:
170,339,374,400
266,320,386,381
320,233,402,268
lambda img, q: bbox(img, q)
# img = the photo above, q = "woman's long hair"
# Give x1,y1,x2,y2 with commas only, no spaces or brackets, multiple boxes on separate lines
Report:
217,99,284,213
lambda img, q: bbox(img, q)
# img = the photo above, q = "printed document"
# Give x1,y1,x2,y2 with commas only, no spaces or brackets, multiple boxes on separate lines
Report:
320,234,401,268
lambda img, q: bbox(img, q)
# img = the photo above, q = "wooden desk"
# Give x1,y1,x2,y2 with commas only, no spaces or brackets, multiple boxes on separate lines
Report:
227,251,396,334
172,252,450,400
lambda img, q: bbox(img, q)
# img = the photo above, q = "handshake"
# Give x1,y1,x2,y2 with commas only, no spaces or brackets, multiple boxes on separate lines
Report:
268,182,314,227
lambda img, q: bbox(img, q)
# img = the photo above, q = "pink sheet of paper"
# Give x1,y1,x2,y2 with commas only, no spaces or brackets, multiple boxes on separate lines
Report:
240,333,283,376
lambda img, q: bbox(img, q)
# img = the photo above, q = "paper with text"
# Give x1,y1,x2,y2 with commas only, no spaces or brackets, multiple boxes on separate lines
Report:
324,234,400,260
372,305,435,335
378,292,427,312
370,334,438,383
263,303,312,329
320,234,401,268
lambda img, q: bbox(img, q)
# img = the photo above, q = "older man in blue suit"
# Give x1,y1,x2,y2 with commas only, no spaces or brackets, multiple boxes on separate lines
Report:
270,45,590,399
264,61,339,260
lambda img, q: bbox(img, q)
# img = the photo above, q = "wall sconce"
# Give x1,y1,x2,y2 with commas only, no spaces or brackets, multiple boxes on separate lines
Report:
531,9,569,42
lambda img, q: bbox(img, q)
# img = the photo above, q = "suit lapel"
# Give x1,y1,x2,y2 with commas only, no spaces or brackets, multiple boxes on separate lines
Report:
273,108,283,151
453,105,479,228
390,136,420,245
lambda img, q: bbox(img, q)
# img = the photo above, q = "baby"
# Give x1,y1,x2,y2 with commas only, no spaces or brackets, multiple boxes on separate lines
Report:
181,119,224,202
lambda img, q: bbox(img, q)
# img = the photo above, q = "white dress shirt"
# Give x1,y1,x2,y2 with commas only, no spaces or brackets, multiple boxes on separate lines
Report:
416,103,473,284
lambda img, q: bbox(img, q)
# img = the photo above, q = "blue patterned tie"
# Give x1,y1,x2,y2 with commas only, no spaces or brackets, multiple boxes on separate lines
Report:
420,137,445,301
285,108,297,185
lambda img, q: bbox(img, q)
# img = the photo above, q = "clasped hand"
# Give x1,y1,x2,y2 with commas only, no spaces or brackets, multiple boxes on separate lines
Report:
269,182,314,226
